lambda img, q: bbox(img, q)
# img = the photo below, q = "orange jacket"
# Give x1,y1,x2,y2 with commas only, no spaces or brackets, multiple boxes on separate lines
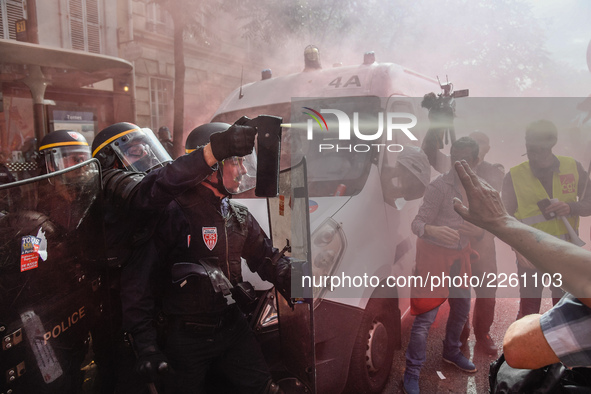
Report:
410,238,478,315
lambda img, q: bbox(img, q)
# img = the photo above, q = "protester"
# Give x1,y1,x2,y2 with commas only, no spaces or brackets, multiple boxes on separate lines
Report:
501,120,591,318
403,137,482,394
454,159,591,370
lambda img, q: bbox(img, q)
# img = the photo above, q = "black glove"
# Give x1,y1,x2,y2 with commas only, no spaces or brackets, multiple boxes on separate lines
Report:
209,116,257,161
275,257,292,307
135,348,170,383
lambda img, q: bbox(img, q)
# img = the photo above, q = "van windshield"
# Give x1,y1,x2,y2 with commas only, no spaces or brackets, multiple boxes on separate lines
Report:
212,96,382,197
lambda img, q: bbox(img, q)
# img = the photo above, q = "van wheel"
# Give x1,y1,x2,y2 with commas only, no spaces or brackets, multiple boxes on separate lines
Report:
346,298,398,393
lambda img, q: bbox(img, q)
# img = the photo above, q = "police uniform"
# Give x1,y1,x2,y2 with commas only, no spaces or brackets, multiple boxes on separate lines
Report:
0,132,98,394
121,184,287,393
94,147,217,393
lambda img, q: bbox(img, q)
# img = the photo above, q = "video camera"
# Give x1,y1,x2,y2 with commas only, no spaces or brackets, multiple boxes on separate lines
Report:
421,76,469,167
421,76,469,142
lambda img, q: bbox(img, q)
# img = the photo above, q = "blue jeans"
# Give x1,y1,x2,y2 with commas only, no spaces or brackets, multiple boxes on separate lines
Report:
405,263,471,378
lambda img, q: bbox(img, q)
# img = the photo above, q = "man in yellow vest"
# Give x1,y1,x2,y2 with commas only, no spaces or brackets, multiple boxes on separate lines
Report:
502,120,591,319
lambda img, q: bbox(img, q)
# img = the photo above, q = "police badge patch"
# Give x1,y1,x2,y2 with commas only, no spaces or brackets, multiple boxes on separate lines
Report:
202,227,217,250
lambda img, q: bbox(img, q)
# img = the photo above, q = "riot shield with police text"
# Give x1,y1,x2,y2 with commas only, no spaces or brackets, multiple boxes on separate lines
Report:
0,160,107,393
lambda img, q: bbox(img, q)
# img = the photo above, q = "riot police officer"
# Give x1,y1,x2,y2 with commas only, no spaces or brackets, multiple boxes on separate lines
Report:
90,121,257,393
120,121,290,393
0,130,99,394
37,130,94,231
39,130,92,173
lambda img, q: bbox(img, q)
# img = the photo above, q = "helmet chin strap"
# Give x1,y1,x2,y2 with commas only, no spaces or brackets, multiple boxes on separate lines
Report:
203,169,230,197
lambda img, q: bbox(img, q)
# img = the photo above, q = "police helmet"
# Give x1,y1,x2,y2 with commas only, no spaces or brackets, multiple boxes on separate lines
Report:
185,122,257,195
185,122,231,154
39,130,91,173
92,122,172,173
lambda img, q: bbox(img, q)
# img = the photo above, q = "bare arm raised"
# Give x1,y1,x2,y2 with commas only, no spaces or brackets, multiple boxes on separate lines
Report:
454,160,591,369
452,160,591,307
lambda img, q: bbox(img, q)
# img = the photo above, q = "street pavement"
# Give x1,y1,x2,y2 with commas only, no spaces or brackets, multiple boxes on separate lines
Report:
384,296,554,393
381,232,573,393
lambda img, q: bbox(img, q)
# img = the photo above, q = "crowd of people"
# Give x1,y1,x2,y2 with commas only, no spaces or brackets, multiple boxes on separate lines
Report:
402,119,591,394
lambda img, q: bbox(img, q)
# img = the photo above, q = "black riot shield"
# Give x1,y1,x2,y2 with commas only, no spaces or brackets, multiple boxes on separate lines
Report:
268,159,316,393
0,160,107,394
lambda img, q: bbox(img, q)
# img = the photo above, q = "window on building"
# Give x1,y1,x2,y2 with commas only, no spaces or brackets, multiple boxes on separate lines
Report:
0,0,25,40
149,77,173,131
146,3,172,35
69,0,102,53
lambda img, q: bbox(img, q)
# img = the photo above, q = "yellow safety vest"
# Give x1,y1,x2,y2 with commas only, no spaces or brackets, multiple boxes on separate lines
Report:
510,156,579,241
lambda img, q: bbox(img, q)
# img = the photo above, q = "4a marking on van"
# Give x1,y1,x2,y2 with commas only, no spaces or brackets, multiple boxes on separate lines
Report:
328,75,362,88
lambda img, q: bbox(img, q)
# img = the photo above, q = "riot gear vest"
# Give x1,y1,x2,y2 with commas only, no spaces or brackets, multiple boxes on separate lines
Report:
163,186,250,315
511,156,579,241
103,169,159,268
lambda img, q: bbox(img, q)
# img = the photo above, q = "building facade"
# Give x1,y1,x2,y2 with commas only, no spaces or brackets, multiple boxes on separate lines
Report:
1,0,133,179
125,1,279,141
0,0,288,177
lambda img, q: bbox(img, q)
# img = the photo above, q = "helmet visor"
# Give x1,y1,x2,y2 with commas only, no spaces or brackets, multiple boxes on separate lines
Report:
45,145,91,173
220,152,257,194
111,128,172,172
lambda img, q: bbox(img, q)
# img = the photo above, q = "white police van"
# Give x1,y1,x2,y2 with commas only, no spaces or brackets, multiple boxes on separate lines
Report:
211,52,439,393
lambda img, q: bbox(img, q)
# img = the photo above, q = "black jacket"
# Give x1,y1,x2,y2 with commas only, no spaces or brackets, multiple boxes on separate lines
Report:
121,184,283,352
102,148,215,268
98,148,215,348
